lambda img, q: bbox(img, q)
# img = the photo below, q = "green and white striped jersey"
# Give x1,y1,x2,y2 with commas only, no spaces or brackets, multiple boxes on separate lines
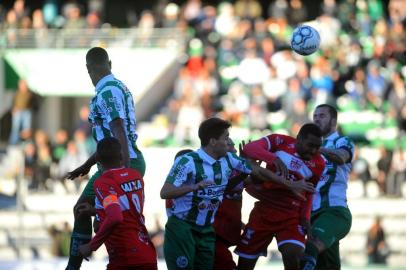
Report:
313,132,355,211
88,74,139,159
166,148,252,226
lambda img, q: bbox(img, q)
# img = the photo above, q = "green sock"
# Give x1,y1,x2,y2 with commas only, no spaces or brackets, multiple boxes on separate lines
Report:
300,242,319,270
65,216,92,270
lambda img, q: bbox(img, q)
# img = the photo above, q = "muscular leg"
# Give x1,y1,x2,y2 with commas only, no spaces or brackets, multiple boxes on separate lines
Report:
65,195,94,270
279,243,304,270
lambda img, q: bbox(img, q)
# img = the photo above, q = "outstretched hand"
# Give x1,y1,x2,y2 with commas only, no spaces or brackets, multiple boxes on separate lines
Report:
79,243,92,259
65,164,91,180
193,180,215,191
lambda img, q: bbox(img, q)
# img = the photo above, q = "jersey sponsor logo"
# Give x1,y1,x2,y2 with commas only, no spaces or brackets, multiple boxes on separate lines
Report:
176,256,188,268
198,200,220,211
120,179,143,193
197,186,225,198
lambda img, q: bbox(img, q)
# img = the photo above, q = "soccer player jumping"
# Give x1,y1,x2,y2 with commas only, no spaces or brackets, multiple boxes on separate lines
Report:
300,104,354,270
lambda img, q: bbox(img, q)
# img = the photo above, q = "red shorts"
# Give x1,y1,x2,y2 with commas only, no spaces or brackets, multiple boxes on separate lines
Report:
235,202,305,259
213,237,236,270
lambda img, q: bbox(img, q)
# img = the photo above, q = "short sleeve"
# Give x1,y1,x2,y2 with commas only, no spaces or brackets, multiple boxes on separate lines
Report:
166,156,193,187
335,137,355,162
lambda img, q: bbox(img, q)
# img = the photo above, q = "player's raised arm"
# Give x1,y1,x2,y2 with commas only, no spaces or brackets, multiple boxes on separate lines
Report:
65,153,97,180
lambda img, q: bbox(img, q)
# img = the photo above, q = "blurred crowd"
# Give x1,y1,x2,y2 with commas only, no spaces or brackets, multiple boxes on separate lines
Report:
1,0,406,196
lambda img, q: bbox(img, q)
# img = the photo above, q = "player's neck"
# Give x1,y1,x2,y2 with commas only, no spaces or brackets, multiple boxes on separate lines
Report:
202,146,221,160
324,129,337,138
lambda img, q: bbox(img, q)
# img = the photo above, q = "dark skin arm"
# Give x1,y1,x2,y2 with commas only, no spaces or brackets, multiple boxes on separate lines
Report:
109,118,130,167
66,153,97,180
320,148,351,165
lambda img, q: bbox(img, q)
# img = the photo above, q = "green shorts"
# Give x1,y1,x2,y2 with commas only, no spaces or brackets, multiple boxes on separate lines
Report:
311,206,352,270
82,153,146,199
163,216,215,270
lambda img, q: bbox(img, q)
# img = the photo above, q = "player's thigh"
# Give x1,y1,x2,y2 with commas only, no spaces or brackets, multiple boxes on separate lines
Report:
311,207,352,248
194,228,216,270
316,241,340,270
163,217,196,270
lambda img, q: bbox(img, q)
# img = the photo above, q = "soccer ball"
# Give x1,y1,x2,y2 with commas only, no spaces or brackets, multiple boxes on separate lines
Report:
290,25,320,56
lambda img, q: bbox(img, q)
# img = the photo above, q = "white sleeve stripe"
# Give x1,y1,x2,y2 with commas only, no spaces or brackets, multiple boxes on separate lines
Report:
263,136,271,151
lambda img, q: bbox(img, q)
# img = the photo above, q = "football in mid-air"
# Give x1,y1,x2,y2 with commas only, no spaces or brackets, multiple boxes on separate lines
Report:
290,25,320,56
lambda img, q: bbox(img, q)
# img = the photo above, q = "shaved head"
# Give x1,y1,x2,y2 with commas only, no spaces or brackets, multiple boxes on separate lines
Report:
86,47,110,67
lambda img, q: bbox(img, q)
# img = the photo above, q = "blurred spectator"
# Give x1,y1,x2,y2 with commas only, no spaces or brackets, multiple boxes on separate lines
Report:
351,148,372,197
376,147,393,196
30,130,51,191
234,0,262,20
48,221,71,257
75,105,91,137
9,79,37,145
366,61,386,109
51,129,68,163
367,216,389,264
57,140,88,192
288,0,307,26
387,148,406,197
149,216,164,259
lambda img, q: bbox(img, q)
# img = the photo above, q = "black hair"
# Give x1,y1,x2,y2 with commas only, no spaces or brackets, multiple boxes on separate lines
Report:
297,123,323,140
315,104,338,120
198,117,231,147
86,47,110,67
174,149,193,161
96,137,122,165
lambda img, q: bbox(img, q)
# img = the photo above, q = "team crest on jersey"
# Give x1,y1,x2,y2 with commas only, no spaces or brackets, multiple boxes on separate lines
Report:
290,158,302,171
176,256,188,268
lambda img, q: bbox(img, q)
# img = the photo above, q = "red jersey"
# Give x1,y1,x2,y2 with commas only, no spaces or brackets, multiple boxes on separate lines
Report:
213,179,244,245
93,167,156,266
244,134,325,220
